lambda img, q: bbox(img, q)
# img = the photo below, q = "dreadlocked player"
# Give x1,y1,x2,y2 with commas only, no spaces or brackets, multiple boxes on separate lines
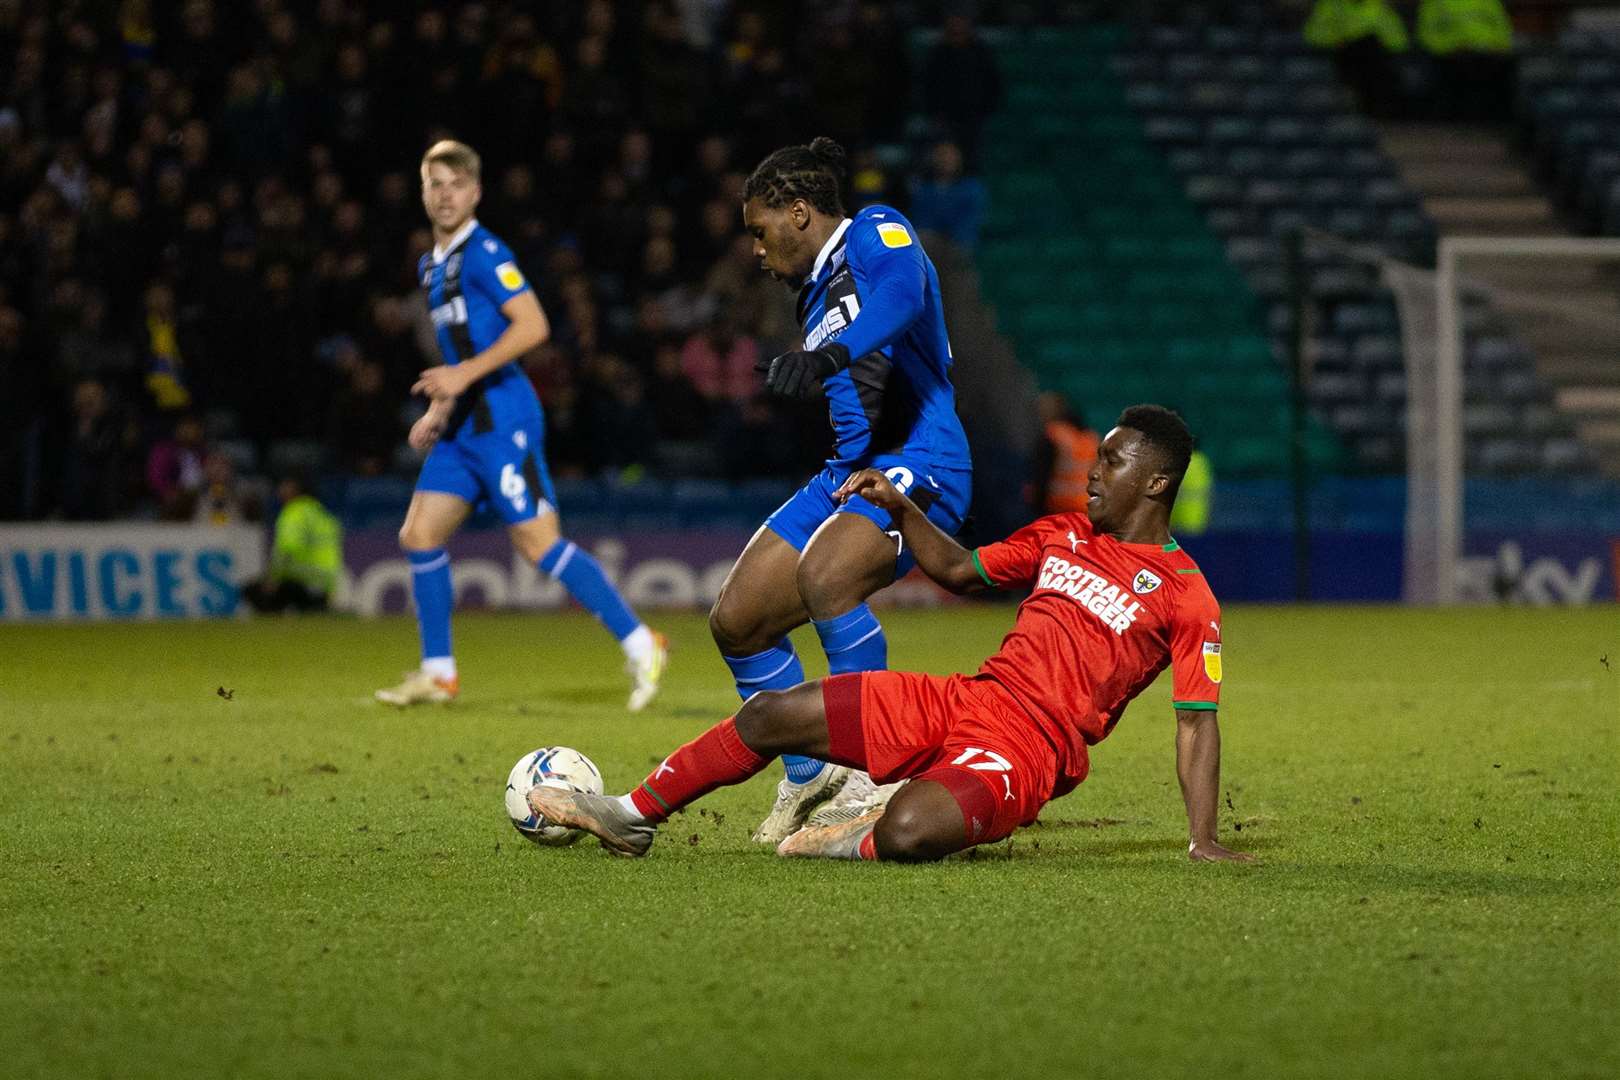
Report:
708,137,973,843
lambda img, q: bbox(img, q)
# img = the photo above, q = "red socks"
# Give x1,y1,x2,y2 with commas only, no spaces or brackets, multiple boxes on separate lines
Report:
629,717,767,822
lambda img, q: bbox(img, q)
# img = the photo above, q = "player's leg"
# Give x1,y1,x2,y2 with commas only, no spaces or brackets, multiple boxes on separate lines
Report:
778,779,970,862
801,464,972,826
780,675,1049,862
376,489,471,705
709,521,851,839
796,511,897,672
524,680,836,857
508,510,667,712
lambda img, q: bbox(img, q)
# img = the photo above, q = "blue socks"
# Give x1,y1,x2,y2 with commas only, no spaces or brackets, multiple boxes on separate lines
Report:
813,603,888,676
722,640,822,782
722,605,889,787
408,548,453,664
724,639,806,699
540,539,640,641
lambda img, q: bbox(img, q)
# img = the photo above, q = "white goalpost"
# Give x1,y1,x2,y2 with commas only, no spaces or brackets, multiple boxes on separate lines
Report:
1422,236,1620,604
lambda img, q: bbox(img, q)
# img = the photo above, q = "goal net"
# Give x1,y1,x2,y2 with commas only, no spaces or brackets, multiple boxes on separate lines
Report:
1303,232,1620,603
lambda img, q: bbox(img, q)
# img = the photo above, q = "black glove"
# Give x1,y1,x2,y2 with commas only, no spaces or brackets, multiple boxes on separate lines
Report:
760,343,850,399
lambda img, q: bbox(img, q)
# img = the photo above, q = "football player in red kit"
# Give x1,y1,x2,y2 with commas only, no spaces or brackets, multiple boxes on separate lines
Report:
529,405,1252,863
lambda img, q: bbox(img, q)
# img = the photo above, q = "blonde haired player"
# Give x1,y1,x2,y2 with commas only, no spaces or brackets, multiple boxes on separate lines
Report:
377,140,667,709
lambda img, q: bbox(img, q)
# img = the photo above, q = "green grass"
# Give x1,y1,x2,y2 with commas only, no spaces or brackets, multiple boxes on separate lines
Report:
2,606,1617,1079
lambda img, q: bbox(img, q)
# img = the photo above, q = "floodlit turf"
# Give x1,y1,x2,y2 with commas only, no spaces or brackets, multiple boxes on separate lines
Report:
2,604,1616,1080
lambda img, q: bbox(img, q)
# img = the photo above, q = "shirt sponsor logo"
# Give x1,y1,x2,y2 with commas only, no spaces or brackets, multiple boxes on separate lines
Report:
804,292,861,351
1132,568,1162,595
1036,554,1142,636
875,222,912,249
483,238,498,253
495,261,525,290
1203,641,1222,683
430,296,468,327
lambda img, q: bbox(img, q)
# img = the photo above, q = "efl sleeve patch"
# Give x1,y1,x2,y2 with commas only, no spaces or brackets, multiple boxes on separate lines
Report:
875,222,913,249
1202,642,1222,684
495,261,526,290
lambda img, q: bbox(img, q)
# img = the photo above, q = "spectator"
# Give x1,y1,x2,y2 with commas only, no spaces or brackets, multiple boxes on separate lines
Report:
922,10,1002,167
908,141,988,252
650,339,711,441
325,356,399,477
580,353,654,474
60,378,133,521
720,395,803,481
639,3,710,142
56,289,136,381
193,450,257,526
680,312,759,406
146,412,208,520
140,281,192,413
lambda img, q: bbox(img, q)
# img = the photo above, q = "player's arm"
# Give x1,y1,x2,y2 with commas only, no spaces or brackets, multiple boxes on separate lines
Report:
1175,708,1250,862
408,396,455,451
413,291,550,401
762,220,927,398
833,468,986,594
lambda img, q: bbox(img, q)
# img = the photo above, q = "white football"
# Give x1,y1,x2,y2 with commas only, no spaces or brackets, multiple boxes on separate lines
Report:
504,746,604,846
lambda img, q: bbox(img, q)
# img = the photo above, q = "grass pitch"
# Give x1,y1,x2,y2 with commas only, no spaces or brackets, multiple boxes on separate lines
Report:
2,604,1616,1080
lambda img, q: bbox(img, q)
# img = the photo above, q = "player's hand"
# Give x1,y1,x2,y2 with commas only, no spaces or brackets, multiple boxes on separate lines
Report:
761,343,850,399
834,468,907,511
413,364,472,401
1188,838,1256,863
408,411,446,451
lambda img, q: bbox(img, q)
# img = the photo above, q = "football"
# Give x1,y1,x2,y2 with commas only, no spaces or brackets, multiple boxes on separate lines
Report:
504,746,604,846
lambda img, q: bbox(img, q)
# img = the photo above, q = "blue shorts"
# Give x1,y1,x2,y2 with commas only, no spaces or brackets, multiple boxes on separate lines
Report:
415,419,557,525
765,454,971,580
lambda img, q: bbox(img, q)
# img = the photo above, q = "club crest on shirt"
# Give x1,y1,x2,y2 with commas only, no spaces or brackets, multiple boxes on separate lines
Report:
1203,641,1223,683
1132,568,1162,595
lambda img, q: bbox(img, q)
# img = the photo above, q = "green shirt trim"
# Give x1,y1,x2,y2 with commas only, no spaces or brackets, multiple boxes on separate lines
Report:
972,549,996,589
1162,539,1180,552
1173,701,1219,711
1175,568,1201,575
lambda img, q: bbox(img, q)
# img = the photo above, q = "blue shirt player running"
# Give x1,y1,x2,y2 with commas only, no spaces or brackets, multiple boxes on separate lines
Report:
711,137,973,843
375,140,667,711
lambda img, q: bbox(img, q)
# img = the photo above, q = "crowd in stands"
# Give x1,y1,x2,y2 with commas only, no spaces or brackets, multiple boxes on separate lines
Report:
0,0,1002,523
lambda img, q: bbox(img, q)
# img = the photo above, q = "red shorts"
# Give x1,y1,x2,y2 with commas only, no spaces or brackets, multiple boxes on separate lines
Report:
822,671,1061,845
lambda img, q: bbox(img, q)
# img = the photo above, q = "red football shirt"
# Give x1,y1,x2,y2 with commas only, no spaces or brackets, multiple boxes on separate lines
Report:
970,512,1223,787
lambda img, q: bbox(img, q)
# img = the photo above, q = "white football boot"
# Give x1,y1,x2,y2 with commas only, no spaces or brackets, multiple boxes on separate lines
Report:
526,786,657,857
626,631,669,712
806,772,905,829
750,765,851,845
776,810,884,860
375,670,459,706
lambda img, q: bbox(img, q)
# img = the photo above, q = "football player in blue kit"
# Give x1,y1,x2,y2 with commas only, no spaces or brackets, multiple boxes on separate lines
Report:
376,141,667,710
712,137,973,842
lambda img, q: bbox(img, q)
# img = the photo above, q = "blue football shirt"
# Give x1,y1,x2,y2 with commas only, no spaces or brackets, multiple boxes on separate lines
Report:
418,220,543,437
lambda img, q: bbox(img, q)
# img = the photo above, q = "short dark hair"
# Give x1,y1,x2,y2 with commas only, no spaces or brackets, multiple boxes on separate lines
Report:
1116,404,1194,486
744,136,846,216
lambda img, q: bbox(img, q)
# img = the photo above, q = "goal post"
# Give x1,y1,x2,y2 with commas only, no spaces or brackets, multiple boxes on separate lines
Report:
1429,236,1620,604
